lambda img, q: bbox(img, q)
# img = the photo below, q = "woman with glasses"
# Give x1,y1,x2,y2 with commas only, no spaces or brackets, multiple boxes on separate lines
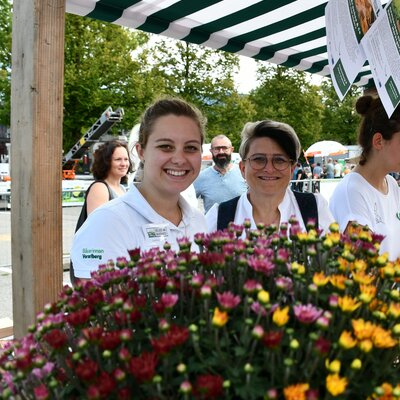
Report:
206,120,334,232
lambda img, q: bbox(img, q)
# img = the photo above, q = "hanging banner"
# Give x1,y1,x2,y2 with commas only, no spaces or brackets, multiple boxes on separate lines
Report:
361,0,400,116
326,0,382,99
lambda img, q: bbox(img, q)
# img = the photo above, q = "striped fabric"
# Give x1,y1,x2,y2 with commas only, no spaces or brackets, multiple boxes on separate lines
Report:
65,0,377,87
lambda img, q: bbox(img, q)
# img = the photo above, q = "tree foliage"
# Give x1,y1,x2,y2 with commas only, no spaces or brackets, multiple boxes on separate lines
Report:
249,65,324,156
63,14,157,151
318,79,362,145
147,40,254,145
0,0,12,126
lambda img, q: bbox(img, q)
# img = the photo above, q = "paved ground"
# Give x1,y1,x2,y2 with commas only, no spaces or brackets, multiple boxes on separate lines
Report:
0,207,82,321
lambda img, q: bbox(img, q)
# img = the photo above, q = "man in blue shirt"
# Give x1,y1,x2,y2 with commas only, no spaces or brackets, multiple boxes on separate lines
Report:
194,135,247,213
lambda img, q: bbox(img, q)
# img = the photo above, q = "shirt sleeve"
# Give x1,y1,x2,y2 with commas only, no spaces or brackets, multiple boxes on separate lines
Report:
329,178,372,232
205,203,219,233
70,208,131,279
314,193,335,234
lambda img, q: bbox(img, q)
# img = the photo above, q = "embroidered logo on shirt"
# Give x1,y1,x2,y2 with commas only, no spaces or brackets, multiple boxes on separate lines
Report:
374,203,383,224
82,248,104,260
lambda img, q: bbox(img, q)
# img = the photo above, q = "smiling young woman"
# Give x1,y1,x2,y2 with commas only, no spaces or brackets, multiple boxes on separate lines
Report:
71,98,208,283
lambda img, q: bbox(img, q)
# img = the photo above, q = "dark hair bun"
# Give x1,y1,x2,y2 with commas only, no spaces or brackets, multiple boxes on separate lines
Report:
355,95,374,116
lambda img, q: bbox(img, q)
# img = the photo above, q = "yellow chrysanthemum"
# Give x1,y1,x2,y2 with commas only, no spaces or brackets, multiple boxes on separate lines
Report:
351,319,376,340
359,284,377,303
338,295,361,313
283,383,310,400
291,262,305,275
330,274,347,291
337,257,350,272
325,359,341,373
376,253,389,266
329,222,339,233
352,270,375,284
350,359,362,370
326,374,348,396
338,330,357,349
380,264,395,278
372,326,398,348
387,302,400,319
313,272,329,287
272,306,290,327
212,307,228,327
358,339,373,353
352,259,368,272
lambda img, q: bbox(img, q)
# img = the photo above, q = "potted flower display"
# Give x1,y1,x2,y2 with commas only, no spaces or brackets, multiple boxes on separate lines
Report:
0,219,399,399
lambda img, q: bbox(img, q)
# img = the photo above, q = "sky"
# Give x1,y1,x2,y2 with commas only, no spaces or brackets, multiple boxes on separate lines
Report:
235,56,259,94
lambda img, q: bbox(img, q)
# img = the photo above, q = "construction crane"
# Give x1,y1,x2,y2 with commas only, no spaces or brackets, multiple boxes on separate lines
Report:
62,107,124,179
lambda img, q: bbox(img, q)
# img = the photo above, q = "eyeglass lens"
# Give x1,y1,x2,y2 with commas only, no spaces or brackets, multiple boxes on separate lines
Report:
211,146,230,152
247,154,291,171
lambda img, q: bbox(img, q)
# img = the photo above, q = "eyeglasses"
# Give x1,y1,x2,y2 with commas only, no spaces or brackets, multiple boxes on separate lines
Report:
244,154,293,171
211,146,231,153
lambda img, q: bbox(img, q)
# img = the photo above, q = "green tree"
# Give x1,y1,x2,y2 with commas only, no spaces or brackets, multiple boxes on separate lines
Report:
319,79,362,145
0,0,12,126
148,40,255,144
249,65,324,155
63,14,159,151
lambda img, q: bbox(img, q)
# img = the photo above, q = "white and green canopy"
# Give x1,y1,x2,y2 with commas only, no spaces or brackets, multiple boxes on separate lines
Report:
66,0,376,87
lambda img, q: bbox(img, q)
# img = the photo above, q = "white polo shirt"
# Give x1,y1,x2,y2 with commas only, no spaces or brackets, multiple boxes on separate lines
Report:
71,185,207,279
206,187,334,234
330,172,400,260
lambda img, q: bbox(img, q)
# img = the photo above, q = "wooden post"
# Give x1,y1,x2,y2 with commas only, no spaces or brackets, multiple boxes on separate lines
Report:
10,0,65,338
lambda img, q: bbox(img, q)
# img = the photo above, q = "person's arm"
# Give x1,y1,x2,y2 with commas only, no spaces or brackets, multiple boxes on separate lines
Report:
86,182,110,214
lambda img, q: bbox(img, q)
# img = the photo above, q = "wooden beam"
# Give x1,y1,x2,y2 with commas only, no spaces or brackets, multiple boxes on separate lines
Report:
10,0,65,338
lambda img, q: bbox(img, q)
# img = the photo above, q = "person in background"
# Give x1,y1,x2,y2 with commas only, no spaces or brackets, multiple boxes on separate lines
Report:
333,159,342,178
86,141,132,213
291,162,301,191
206,120,334,233
312,162,323,192
71,97,208,281
325,158,334,179
70,140,133,284
329,95,400,260
194,134,247,212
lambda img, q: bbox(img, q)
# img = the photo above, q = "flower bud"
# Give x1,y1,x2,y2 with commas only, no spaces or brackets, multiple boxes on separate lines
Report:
326,359,341,373
153,375,162,384
392,324,400,335
189,324,198,333
244,363,254,373
264,388,278,399
290,339,300,349
200,285,212,298
102,350,112,359
257,290,270,304
351,359,362,370
284,358,294,366
177,363,187,374
252,325,264,339
179,381,192,394
223,380,231,388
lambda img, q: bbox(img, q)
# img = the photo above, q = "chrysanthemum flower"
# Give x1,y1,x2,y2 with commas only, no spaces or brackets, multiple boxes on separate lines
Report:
272,306,290,327
216,291,241,310
326,374,348,396
312,272,329,287
283,383,309,400
372,326,397,348
293,304,322,324
212,307,228,327
338,331,357,349
338,295,361,313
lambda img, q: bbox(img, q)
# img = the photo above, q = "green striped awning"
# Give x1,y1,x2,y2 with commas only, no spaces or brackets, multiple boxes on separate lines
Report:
66,0,375,87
